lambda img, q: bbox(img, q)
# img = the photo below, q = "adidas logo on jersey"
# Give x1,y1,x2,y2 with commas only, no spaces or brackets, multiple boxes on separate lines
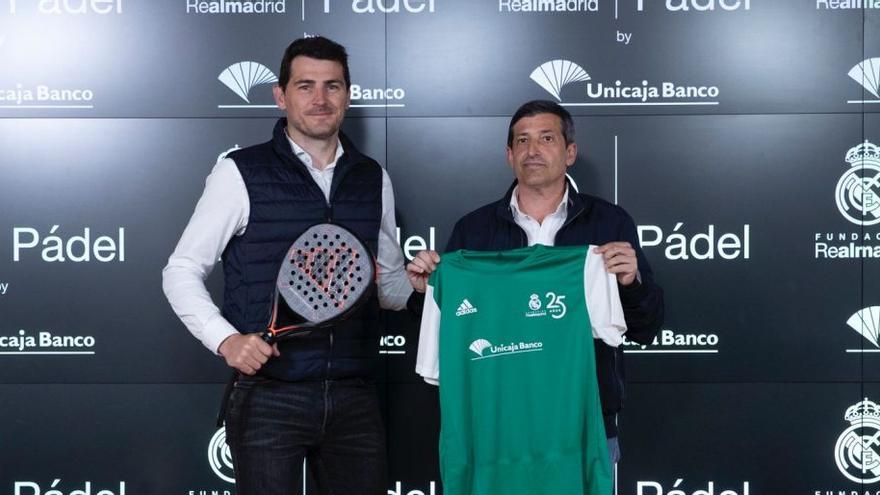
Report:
455,299,478,316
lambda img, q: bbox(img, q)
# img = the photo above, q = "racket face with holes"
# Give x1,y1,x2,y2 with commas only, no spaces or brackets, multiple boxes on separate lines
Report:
275,223,375,333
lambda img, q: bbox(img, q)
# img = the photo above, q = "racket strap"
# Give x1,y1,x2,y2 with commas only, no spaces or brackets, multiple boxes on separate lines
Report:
216,370,238,428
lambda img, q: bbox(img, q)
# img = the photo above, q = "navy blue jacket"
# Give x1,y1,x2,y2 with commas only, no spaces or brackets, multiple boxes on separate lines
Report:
445,181,664,437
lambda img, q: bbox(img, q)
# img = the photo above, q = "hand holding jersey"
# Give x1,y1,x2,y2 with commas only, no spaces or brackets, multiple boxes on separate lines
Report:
406,249,440,293
594,241,639,286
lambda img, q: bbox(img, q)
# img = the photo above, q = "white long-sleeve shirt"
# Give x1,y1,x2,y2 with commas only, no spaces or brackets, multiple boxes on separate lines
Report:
162,134,413,354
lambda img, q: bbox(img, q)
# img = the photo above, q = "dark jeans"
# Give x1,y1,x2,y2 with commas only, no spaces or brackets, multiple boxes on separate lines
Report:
224,375,387,495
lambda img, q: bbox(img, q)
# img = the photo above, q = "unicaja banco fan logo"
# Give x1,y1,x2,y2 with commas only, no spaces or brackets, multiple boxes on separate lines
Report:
835,398,880,483
218,61,278,108
469,338,543,360
529,60,590,102
836,141,880,226
469,339,492,357
208,427,235,483
846,307,880,351
529,58,719,107
848,58,880,104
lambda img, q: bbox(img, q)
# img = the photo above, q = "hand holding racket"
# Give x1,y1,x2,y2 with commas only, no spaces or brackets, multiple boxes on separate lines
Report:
218,333,279,376
217,223,376,425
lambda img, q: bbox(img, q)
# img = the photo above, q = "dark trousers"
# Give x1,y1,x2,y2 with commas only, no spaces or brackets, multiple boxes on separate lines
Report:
224,375,387,495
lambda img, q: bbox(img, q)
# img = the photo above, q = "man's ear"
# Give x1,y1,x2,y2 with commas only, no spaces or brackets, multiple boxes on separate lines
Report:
273,84,286,110
566,142,578,167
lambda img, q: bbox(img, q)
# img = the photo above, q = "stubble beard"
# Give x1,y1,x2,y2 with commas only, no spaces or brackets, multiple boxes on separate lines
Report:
292,112,342,141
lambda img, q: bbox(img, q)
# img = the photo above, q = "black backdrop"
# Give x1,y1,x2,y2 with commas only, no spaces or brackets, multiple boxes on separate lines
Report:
2,1,880,494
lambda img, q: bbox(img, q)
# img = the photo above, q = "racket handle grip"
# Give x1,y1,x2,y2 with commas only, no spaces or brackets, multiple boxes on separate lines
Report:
261,332,275,344
216,370,238,427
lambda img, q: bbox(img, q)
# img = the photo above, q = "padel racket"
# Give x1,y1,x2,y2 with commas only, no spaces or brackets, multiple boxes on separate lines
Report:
265,222,376,341
216,223,376,426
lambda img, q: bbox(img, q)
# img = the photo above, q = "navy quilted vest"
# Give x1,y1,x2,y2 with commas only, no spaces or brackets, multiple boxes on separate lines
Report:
221,118,382,381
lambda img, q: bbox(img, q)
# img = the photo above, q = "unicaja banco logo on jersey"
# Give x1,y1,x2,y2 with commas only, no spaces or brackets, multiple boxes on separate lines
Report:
529,58,720,107
208,427,235,483
524,292,566,319
469,339,543,360
835,398,880,483
455,299,478,316
469,339,492,357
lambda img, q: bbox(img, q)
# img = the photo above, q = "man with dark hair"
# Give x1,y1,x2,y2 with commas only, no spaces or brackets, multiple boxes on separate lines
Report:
407,99,664,472
506,99,575,148
163,36,412,494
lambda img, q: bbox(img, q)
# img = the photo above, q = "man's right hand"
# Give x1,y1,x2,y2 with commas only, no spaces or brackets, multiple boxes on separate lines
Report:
406,250,440,293
218,333,280,375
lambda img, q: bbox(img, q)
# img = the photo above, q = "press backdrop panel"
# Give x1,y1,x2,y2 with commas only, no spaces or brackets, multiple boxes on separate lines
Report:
1,1,878,494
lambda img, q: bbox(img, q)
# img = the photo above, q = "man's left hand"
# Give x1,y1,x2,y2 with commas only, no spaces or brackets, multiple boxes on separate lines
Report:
594,242,638,286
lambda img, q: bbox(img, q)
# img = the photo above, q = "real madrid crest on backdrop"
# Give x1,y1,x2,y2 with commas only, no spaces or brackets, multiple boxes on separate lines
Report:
835,398,880,484
837,141,880,226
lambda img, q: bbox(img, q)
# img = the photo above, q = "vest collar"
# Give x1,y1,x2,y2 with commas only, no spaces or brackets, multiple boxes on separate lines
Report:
271,118,366,170
270,118,369,202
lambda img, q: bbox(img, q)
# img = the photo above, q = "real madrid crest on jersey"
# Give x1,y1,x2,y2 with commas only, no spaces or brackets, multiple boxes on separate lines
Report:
837,141,880,226
834,397,880,483
523,292,567,319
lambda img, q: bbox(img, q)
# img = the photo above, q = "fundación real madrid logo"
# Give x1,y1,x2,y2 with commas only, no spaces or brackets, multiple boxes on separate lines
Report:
836,140,880,226
835,398,880,483
208,427,235,483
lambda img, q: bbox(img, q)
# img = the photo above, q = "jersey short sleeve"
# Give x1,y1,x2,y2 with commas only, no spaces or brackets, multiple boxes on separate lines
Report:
585,249,627,347
415,275,441,385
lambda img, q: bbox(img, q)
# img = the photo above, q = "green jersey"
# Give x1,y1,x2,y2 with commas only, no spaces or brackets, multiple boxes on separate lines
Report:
416,245,625,495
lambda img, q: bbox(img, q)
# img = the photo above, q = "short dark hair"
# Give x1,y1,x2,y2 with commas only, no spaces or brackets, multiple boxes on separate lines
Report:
278,36,351,90
507,100,575,147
